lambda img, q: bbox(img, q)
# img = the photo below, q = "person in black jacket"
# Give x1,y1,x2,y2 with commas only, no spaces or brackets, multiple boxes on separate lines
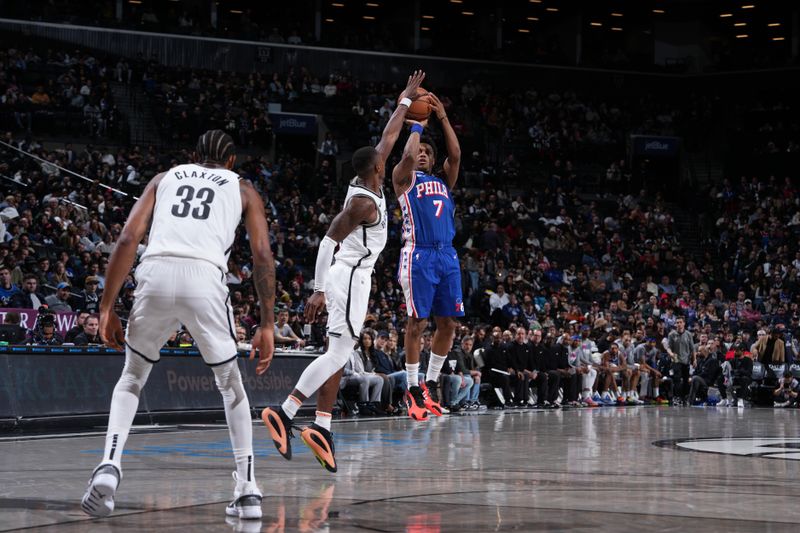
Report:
508,327,533,406
74,314,103,345
9,273,46,309
540,333,564,406
525,329,551,407
728,348,753,405
484,329,511,408
553,332,579,405
687,343,721,404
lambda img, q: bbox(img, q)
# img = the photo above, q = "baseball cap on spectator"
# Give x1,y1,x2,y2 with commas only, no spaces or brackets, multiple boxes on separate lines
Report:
85,276,100,285
57,282,70,289
124,282,135,290
377,331,389,339
744,299,752,304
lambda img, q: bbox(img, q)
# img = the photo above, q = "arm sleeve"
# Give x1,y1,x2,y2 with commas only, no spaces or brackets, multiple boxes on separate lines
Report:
313,235,338,292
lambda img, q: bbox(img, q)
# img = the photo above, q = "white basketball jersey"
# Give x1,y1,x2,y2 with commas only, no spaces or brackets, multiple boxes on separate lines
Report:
141,163,242,271
333,179,387,270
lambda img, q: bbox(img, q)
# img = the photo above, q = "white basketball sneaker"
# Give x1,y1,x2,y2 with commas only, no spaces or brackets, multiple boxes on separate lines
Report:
81,463,121,518
225,472,262,520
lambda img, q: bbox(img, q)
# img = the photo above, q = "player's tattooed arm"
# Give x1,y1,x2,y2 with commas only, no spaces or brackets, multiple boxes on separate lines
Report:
241,180,276,327
375,70,425,165
242,180,276,373
391,121,423,197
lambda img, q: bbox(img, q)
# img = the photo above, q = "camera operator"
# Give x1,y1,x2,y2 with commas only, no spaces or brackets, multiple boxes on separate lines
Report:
27,308,63,346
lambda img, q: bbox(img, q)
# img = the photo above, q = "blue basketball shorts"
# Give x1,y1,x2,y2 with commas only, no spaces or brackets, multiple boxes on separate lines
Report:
398,244,465,319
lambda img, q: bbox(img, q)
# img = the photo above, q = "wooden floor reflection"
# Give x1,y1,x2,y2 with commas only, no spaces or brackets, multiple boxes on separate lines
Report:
1,406,799,532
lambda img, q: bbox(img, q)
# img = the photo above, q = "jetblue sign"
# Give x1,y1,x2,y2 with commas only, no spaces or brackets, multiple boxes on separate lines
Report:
631,135,681,157
269,113,317,135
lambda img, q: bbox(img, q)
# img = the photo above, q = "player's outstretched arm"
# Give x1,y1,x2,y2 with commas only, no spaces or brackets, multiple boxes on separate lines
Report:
98,173,163,350
304,196,377,322
375,70,425,165
429,93,461,189
241,180,276,374
391,121,424,197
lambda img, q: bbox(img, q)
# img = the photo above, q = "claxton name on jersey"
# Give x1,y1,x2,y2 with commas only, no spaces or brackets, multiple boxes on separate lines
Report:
414,180,449,199
174,169,231,186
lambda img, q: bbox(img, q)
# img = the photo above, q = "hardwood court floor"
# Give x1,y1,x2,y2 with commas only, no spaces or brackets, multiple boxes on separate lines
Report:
1,406,799,532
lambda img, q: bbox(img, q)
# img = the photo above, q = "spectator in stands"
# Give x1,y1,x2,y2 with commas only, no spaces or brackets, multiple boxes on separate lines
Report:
484,328,511,408
773,371,800,407
74,314,102,345
274,309,305,348
10,274,46,309
341,332,384,415
45,282,75,312
506,326,532,406
444,335,474,412
728,348,753,407
0,265,21,306
78,276,102,313
687,343,721,405
0,312,27,344
525,328,551,407
64,311,90,343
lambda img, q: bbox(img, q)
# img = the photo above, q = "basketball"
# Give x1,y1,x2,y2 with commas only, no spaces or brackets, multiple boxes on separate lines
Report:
406,87,432,121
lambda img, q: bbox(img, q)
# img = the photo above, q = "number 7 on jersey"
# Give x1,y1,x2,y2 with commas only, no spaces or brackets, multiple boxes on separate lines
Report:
433,199,443,218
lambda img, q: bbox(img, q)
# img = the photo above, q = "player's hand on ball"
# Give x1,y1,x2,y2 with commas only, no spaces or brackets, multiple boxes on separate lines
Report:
304,291,327,322
252,326,275,375
399,70,426,102
99,310,125,351
428,93,447,121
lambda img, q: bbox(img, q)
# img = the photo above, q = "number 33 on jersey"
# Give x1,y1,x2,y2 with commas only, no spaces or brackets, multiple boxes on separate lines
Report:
141,163,242,270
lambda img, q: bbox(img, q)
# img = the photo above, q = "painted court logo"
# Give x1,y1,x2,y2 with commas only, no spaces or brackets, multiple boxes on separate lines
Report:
655,437,800,461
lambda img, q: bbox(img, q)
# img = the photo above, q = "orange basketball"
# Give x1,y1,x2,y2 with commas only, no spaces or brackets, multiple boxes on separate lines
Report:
405,87,432,121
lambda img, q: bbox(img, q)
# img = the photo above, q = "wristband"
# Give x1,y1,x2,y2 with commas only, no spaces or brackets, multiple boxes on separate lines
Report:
410,123,424,135
399,97,412,108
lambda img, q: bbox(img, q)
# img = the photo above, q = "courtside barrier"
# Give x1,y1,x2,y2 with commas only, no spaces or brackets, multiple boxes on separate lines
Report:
0,347,316,425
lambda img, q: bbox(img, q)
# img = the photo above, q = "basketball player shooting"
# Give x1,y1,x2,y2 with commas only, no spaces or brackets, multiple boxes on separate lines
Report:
81,131,276,521
394,93,463,421
261,70,426,473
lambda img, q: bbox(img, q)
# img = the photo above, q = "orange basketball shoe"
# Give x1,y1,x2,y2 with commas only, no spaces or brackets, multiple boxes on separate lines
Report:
261,407,294,460
300,423,337,473
405,386,429,421
422,380,444,417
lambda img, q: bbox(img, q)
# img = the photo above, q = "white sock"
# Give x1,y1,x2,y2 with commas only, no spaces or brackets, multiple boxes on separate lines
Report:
281,395,302,419
103,350,153,469
315,410,332,431
426,353,447,383
654,386,660,397
212,361,255,485
406,362,420,387
294,336,354,398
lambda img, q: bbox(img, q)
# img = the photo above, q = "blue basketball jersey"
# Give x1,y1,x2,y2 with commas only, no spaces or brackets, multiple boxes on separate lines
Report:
398,171,455,247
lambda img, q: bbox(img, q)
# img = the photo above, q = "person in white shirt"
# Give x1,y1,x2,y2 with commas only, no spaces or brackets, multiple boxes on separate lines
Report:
489,284,510,315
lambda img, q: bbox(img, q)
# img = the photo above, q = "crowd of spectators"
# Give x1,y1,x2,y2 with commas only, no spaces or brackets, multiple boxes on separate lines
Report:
2,43,799,411
0,44,125,141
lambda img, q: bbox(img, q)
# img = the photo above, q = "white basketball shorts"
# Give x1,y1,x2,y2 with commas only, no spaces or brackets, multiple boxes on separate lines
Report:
125,257,238,366
325,261,371,341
